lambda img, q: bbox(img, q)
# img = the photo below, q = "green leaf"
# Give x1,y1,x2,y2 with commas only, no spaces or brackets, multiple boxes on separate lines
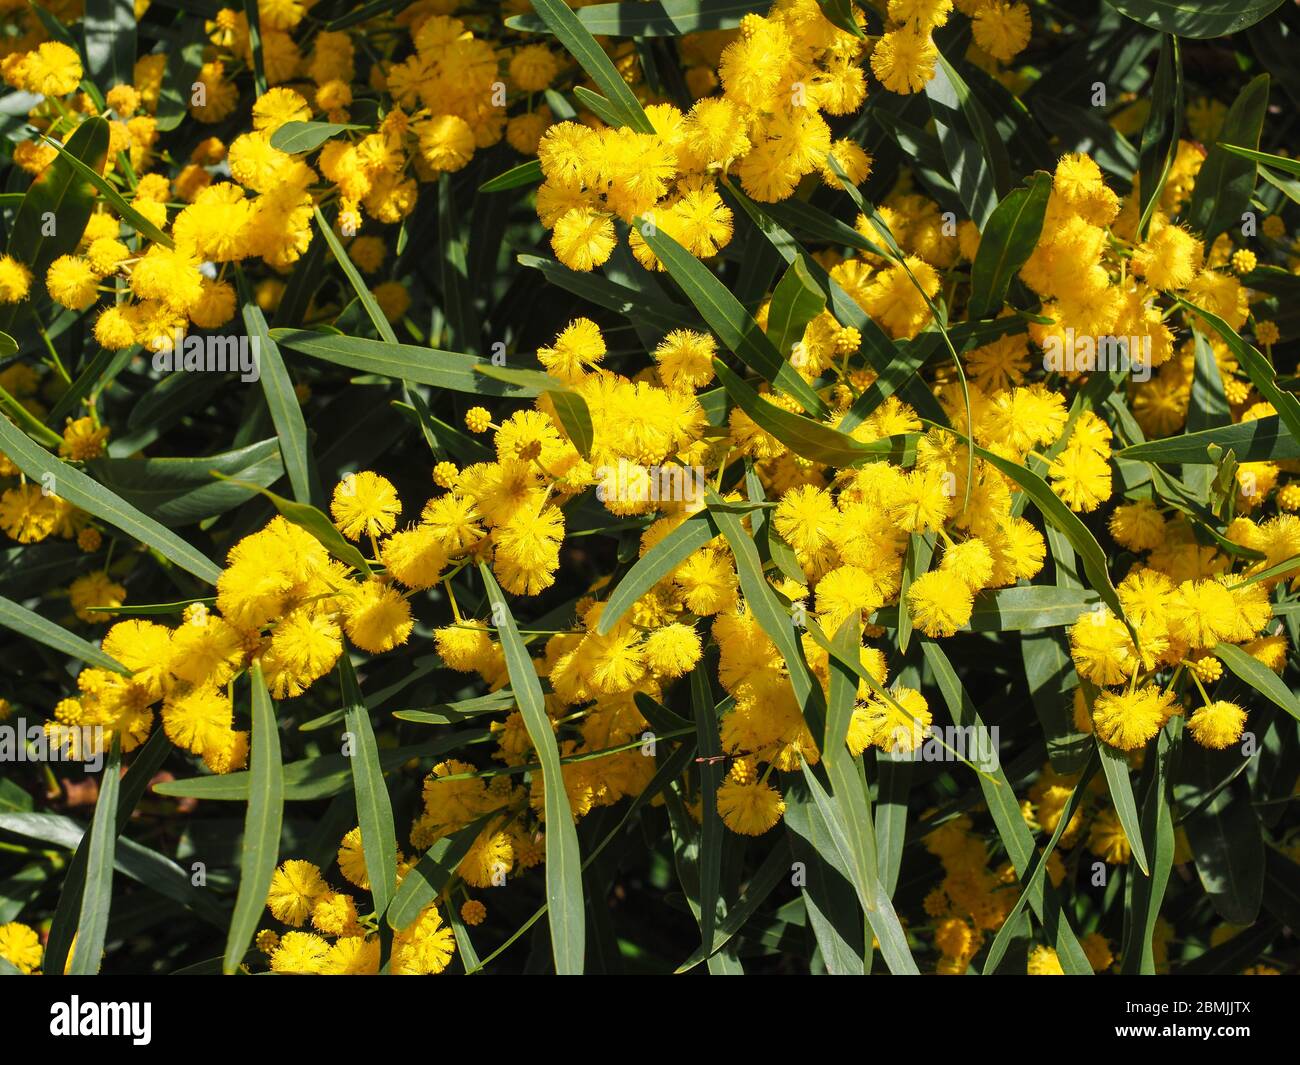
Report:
83,0,134,91
637,222,828,418
437,174,480,350
339,656,398,918
1186,75,1269,245
1178,299,1300,447
766,257,826,359
1136,35,1183,239
925,54,1012,227
1217,142,1300,177
1187,328,1230,434
479,159,543,193
518,254,697,334
879,585,1101,633
1120,721,1177,973
463,740,695,972
968,171,1051,319
323,0,414,30
663,786,743,973
156,18,206,131
66,734,121,974
572,86,628,128
0,413,222,585
40,122,173,248
597,511,717,635
1179,741,1264,926
820,618,886,937
713,359,910,467
223,663,284,974
509,0,764,36
1022,630,1092,773
673,837,791,973
269,121,367,153
984,750,1100,973
934,424,1125,622
274,329,533,397
0,116,107,331
873,751,911,895
1095,725,1151,876
217,476,373,579
897,533,932,655
237,267,317,506
1106,0,1287,38
814,0,864,36
0,595,127,673
1215,641,1300,723
1118,414,1299,464
40,729,171,974
154,734,485,802
707,488,823,732
387,814,495,932
391,689,518,726
85,438,286,526
0,384,62,447
924,640,1094,973
312,205,396,343
547,387,594,459
242,0,268,96
480,563,584,973
688,663,724,960
529,0,654,133
781,777,869,973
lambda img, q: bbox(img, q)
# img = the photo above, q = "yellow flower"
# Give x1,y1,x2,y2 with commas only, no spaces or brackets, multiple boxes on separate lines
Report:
717,775,785,836
266,860,329,927
0,922,42,974
331,471,401,540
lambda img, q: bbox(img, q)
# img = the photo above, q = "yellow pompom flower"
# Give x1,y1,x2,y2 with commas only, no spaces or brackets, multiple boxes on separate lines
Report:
47,255,101,311
0,922,43,974
1187,700,1246,749
644,623,703,678
391,904,457,975
871,29,939,94
972,2,1032,62
68,572,126,624
266,860,329,927
342,579,414,654
269,931,330,974
538,317,606,382
1091,686,1175,751
717,774,786,836
331,471,401,540
418,114,476,173
19,41,83,97
251,86,311,132
1027,945,1065,975
908,569,974,637
59,416,109,461
551,207,616,273
509,44,558,92
0,255,31,302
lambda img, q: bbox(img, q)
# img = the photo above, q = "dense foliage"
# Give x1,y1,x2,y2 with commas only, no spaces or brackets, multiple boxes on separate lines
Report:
0,0,1298,977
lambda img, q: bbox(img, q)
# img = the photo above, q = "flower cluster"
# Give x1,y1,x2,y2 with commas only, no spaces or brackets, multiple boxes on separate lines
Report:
0,0,1296,979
